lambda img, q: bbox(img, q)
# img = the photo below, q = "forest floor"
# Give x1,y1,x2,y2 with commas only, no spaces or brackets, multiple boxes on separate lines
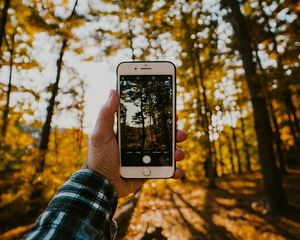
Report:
1,171,300,240
124,171,300,240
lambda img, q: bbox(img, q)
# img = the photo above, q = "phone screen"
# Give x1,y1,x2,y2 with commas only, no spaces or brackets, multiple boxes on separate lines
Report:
120,74,173,166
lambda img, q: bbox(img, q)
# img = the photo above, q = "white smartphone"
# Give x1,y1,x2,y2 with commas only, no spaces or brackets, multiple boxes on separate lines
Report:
117,61,176,178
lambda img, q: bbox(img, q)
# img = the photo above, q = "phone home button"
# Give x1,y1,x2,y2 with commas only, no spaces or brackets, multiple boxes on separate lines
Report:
142,155,151,164
143,168,151,176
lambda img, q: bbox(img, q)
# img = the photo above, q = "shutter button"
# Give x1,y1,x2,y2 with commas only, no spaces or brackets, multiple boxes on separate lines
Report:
142,155,151,164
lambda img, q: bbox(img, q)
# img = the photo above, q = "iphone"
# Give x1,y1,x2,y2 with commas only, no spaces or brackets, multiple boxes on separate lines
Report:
117,61,176,178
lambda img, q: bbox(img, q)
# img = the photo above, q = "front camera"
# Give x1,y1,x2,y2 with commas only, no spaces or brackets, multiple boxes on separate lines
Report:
135,67,137,70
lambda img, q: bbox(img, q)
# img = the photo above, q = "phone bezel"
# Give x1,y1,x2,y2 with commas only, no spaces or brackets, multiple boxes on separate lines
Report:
116,61,176,179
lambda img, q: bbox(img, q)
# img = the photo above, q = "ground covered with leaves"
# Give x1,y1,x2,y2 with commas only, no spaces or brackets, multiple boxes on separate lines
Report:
125,171,300,240
1,171,300,240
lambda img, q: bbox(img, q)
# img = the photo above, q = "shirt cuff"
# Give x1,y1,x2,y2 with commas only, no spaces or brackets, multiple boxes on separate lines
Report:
23,170,118,239
47,169,118,219
47,169,118,231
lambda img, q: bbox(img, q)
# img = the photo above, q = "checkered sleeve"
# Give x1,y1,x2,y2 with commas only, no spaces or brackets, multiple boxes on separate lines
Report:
23,169,118,240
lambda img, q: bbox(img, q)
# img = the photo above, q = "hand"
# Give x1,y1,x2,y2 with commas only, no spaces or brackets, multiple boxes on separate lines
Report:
83,89,187,198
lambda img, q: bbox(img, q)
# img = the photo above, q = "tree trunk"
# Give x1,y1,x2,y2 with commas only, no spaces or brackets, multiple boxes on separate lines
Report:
0,0,10,63
255,50,287,173
127,19,136,61
225,0,286,212
285,102,300,150
217,139,224,176
77,79,85,155
226,133,235,174
284,93,300,148
211,138,218,178
140,91,146,153
267,99,287,173
38,39,67,172
114,189,141,239
240,115,252,172
54,127,59,163
231,125,242,174
147,92,156,148
194,48,215,188
0,31,15,145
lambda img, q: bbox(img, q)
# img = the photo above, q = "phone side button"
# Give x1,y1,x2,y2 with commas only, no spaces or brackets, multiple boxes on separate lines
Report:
143,168,151,176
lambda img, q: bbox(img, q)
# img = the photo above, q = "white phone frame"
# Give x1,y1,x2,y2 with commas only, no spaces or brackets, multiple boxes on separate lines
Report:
117,61,176,178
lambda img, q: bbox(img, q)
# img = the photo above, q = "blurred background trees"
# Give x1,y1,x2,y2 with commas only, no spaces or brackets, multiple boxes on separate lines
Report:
0,0,299,239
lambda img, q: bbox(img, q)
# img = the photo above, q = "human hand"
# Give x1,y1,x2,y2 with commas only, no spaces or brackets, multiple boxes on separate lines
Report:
82,89,187,198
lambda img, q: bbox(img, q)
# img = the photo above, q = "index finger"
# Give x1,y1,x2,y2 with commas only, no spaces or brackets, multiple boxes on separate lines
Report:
176,129,187,143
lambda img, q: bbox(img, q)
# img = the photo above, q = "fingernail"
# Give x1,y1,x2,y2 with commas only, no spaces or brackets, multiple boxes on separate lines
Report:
109,89,115,98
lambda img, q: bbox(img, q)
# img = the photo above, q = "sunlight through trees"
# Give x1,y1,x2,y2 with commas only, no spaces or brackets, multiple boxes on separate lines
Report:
0,0,300,239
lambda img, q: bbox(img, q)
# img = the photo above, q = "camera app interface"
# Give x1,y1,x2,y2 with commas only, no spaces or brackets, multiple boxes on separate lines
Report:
120,75,173,166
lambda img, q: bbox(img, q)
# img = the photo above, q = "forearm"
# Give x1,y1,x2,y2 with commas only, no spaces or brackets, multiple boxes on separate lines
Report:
23,170,118,240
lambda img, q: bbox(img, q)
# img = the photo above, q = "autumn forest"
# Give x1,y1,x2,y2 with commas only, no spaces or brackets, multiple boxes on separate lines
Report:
0,0,300,239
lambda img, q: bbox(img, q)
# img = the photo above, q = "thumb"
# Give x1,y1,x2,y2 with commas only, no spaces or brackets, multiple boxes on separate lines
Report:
92,90,119,142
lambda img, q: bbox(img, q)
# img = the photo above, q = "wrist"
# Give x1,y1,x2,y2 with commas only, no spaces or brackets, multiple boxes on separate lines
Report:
81,161,107,180
81,161,119,198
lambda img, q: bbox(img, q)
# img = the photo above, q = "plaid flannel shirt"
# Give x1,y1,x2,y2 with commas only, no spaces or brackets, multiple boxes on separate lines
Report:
23,170,118,240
